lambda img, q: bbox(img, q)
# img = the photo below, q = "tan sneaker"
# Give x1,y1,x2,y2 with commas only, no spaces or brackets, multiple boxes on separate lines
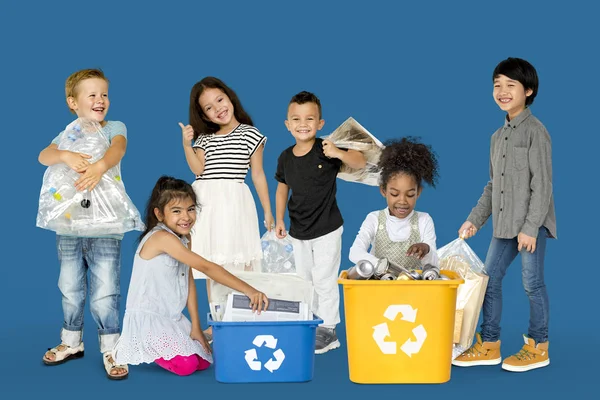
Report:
452,333,502,367
502,335,549,372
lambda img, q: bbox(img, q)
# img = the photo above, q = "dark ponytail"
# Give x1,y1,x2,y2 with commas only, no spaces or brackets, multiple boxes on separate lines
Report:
139,176,197,242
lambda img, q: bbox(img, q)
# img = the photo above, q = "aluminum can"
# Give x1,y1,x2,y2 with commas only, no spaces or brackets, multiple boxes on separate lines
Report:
346,260,375,280
421,264,440,280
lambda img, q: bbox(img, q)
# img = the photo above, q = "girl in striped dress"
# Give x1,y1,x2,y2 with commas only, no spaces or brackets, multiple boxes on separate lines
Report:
179,77,273,338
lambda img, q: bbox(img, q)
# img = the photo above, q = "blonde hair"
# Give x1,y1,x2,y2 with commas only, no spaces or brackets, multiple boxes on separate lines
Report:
65,69,109,114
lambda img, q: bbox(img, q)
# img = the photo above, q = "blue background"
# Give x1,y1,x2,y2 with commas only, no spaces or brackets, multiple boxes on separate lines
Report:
1,0,597,397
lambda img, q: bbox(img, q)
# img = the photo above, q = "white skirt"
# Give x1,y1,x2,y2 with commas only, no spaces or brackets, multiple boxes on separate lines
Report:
191,179,263,279
113,311,213,365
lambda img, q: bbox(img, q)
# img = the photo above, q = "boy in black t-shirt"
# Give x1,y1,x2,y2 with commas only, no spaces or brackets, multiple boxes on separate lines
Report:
274,91,366,354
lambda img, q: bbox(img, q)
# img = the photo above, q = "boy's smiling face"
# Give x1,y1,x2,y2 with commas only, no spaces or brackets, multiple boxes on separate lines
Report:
285,102,324,143
67,77,109,123
493,74,533,119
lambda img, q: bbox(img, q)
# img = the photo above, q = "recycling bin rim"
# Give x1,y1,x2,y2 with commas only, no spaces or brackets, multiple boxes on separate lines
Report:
208,314,323,327
338,270,464,286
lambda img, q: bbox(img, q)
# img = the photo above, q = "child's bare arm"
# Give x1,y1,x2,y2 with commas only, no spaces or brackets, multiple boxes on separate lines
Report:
185,239,211,352
275,182,289,238
185,235,202,331
338,148,367,169
184,146,206,176
39,143,92,170
74,136,126,191
322,140,367,169
151,232,269,312
180,123,206,175
250,144,274,230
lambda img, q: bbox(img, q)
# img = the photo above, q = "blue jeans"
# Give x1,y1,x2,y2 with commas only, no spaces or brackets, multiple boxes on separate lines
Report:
56,236,121,353
480,226,550,344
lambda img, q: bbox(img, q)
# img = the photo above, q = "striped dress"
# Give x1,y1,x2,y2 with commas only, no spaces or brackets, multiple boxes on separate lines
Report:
190,124,266,279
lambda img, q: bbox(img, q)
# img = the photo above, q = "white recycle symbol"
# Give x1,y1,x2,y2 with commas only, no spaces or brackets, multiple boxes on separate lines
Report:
372,304,427,357
244,335,286,373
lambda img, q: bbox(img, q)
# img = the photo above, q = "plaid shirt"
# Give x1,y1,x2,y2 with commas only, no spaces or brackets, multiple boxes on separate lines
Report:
467,108,557,239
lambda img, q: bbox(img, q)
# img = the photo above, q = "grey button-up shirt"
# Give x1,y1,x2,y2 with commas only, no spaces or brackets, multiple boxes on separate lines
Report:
467,108,557,239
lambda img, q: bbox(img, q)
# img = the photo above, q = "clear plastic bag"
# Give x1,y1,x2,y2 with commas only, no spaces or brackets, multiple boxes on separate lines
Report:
320,117,385,186
260,230,295,274
36,118,145,236
437,238,489,359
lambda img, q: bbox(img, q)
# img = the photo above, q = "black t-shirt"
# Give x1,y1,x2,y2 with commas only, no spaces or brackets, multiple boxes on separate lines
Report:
275,138,344,240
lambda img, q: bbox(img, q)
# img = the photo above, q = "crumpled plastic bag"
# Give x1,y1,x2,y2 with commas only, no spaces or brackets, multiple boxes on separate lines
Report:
36,118,144,236
321,117,385,186
437,238,489,359
260,230,295,274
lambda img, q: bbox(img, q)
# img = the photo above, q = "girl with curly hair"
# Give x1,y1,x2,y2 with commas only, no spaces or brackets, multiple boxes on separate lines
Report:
349,137,440,269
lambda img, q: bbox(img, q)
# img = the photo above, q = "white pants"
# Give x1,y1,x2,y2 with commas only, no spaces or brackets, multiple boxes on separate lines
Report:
289,226,343,329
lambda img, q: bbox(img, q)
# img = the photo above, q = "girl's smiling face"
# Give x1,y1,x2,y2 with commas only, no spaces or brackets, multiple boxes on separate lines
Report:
381,173,421,219
154,196,197,236
198,87,236,128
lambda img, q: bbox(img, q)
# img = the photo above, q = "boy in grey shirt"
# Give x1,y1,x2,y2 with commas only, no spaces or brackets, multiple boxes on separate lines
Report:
453,58,556,373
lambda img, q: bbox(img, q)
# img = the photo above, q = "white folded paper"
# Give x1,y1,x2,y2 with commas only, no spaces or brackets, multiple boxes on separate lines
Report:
221,293,312,322
209,272,314,322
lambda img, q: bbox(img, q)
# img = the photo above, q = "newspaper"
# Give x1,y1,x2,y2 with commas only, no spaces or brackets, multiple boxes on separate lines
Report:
222,293,312,322
320,117,385,186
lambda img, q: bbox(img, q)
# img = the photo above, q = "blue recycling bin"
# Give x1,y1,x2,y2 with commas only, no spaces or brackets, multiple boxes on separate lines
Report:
208,315,322,383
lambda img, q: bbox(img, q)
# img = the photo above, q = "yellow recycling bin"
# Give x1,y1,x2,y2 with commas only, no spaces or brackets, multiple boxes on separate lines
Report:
338,270,463,384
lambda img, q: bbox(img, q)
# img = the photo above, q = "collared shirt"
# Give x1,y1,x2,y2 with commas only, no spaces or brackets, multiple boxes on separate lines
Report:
467,108,557,239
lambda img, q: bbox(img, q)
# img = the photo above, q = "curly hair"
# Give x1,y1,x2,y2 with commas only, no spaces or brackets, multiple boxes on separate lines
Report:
378,137,439,189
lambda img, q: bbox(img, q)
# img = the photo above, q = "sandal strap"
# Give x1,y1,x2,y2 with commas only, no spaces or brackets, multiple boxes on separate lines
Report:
103,352,129,372
45,343,83,361
50,343,68,352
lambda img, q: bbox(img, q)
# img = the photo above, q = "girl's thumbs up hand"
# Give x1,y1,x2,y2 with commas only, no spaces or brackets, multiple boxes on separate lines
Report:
179,122,195,147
